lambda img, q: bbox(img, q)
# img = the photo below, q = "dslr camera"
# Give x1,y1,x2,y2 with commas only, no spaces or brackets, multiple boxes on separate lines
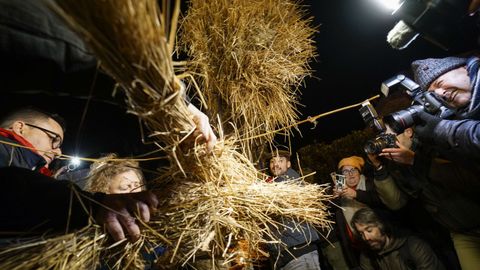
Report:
359,101,397,155
381,74,455,134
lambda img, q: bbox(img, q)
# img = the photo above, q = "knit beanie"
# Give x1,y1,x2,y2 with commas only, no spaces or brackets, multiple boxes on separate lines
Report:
338,156,365,172
411,57,467,90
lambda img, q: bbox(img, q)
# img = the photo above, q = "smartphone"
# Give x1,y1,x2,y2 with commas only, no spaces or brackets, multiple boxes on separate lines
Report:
330,172,346,191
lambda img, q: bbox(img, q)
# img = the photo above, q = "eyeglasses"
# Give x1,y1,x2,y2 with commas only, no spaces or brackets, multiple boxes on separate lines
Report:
341,168,359,175
25,123,63,149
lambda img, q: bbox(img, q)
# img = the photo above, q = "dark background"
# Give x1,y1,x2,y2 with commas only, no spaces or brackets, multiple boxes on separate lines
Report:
0,0,478,163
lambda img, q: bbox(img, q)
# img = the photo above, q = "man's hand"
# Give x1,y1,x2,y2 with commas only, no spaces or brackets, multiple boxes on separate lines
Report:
379,141,415,165
95,191,159,242
413,110,442,143
187,103,217,152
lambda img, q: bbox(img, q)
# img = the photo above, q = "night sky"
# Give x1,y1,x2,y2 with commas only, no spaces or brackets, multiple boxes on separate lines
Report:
0,0,478,162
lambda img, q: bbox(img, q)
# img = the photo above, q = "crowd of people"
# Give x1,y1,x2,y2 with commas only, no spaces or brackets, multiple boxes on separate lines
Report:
260,54,480,270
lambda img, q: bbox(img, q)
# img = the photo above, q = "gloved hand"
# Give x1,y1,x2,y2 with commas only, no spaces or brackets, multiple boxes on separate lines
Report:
414,109,442,143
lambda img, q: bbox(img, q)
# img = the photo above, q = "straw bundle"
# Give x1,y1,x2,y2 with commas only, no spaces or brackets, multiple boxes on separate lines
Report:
180,0,317,156
148,139,333,267
0,226,104,270
0,0,331,268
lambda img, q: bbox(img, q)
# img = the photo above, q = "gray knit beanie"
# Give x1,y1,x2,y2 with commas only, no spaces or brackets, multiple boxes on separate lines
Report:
411,57,467,90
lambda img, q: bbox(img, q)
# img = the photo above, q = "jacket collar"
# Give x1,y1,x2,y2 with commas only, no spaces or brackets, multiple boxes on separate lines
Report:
0,128,47,170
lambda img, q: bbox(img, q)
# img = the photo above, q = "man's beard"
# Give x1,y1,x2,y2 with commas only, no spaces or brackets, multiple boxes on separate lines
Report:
367,239,386,251
272,167,286,176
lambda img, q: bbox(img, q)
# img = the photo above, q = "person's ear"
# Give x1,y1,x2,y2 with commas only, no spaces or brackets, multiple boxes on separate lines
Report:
287,160,291,169
11,121,25,135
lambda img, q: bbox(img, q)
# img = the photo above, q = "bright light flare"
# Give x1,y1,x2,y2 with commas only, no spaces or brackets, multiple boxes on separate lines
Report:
370,0,403,11
70,156,81,166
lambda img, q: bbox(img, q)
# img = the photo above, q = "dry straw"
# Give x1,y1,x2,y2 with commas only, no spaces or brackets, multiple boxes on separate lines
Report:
180,0,317,158
0,0,332,269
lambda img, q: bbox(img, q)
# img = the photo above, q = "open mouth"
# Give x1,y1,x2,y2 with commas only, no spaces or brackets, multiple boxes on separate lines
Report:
443,88,458,104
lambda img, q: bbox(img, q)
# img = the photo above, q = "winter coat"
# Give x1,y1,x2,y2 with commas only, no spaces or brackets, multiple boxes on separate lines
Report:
0,136,46,171
268,168,320,268
374,149,480,234
0,166,98,233
359,235,445,270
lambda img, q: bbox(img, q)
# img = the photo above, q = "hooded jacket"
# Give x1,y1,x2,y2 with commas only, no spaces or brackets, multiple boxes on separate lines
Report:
359,235,445,270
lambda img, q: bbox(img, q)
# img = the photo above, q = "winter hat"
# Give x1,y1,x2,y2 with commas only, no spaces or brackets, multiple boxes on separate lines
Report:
411,57,467,90
268,149,291,161
338,156,365,172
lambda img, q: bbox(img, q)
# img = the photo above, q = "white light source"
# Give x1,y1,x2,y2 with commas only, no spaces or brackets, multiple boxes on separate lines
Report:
71,157,81,166
67,156,82,171
370,0,402,11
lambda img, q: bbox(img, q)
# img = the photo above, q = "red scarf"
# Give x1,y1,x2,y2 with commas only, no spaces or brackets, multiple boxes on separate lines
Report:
0,128,53,176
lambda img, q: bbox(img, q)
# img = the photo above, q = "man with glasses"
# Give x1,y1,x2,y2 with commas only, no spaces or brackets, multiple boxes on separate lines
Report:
0,107,158,243
0,107,64,175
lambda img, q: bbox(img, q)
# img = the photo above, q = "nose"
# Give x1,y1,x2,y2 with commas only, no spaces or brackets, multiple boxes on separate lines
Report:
433,88,446,98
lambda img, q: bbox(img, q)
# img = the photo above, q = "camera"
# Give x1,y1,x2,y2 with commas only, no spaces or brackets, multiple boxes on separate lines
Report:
359,100,398,154
381,74,455,134
364,133,398,155
386,0,472,50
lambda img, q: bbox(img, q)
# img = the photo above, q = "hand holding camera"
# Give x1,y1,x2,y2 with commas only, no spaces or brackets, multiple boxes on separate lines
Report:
410,109,442,143
379,140,416,165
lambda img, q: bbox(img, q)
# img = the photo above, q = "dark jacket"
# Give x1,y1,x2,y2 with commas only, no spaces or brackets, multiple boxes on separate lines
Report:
359,235,445,270
0,0,96,72
434,119,480,161
0,136,46,171
0,166,99,233
374,146,480,234
268,168,320,268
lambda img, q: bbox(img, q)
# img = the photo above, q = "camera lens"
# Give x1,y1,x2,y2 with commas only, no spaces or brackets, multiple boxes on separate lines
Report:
364,139,385,155
364,133,398,155
364,141,380,154
384,105,422,134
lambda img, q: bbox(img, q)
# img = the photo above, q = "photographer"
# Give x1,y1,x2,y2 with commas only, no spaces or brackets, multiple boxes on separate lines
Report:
368,124,480,270
410,56,480,160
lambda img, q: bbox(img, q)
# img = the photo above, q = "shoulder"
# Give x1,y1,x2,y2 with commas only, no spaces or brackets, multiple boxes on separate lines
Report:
285,168,300,179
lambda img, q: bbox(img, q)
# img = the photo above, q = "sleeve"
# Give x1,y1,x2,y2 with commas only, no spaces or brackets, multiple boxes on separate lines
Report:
409,237,446,270
373,167,408,210
433,119,480,159
0,166,103,233
356,177,383,207
0,143,13,168
0,0,96,72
